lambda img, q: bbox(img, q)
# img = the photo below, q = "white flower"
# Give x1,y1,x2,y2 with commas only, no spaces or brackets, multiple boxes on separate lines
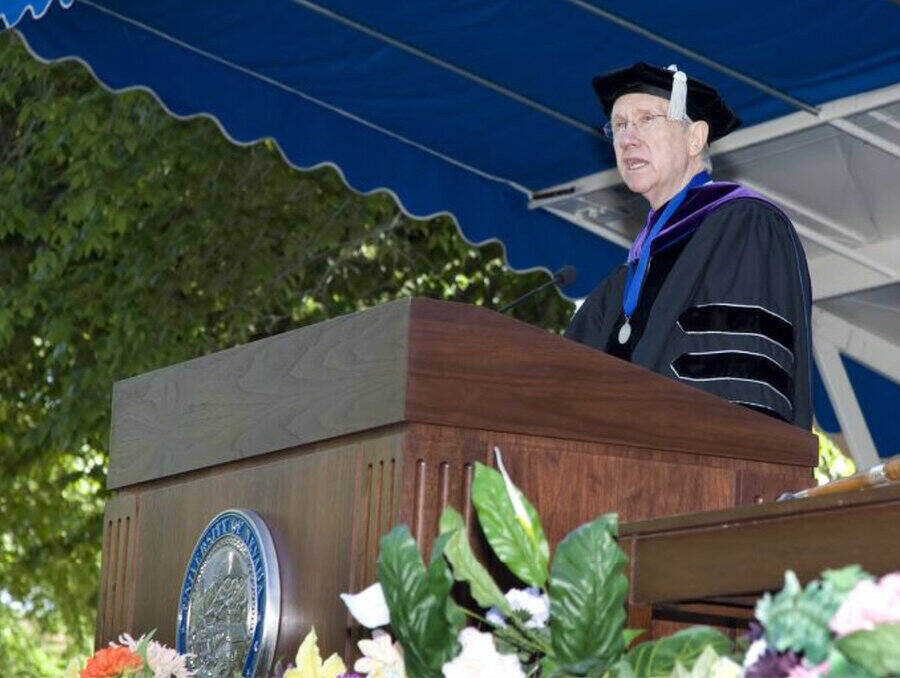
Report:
743,638,767,668
505,587,550,628
341,582,391,629
487,587,550,629
441,627,525,678
354,630,406,678
485,607,507,628
117,633,195,677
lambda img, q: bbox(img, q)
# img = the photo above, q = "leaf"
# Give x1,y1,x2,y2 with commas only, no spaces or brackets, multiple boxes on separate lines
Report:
821,565,874,598
438,505,465,534
822,647,878,678
835,624,900,677
471,461,549,587
626,627,733,677
548,514,629,675
755,571,840,664
438,506,510,613
623,629,646,646
606,659,637,678
376,526,462,678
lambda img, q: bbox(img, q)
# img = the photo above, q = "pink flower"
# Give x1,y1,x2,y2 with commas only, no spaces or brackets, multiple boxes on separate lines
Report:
116,633,194,677
830,573,900,637
786,661,829,677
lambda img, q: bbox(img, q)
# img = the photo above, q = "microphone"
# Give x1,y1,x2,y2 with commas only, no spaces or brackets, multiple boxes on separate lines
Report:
497,265,578,314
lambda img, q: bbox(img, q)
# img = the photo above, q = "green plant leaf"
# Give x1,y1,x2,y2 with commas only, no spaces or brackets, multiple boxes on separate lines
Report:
625,627,733,677
376,525,463,678
606,658,638,678
623,629,646,646
822,646,877,678
471,461,549,588
438,506,511,614
821,565,874,598
438,505,465,534
427,530,468,632
755,571,840,664
548,513,628,675
835,624,900,677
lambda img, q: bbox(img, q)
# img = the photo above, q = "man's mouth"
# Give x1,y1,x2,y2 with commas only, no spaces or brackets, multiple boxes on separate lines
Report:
624,158,649,171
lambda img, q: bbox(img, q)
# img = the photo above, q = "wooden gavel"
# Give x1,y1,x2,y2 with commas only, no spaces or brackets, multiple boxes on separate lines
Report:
779,455,900,500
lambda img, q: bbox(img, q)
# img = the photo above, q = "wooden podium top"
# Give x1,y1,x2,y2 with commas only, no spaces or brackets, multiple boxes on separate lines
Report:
108,298,815,489
620,483,900,604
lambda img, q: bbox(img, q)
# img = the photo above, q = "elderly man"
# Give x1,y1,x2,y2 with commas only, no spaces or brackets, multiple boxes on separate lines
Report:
566,63,812,429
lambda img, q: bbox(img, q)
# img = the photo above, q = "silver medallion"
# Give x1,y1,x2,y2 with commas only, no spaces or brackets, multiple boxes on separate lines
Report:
177,509,280,678
617,320,632,344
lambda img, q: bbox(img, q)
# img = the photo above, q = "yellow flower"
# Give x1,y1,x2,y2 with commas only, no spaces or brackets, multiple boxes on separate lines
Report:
284,627,347,678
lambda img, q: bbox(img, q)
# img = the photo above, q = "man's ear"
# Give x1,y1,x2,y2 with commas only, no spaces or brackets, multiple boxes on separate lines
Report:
688,120,709,156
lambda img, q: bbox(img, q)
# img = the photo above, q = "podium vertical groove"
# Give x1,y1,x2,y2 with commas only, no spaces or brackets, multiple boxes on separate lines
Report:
95,492,139,649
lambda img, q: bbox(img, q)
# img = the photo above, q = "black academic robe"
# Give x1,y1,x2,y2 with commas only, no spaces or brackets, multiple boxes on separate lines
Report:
566,184,813,429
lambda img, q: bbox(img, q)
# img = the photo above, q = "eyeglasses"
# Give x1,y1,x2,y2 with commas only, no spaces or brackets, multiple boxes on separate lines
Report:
602,113,670,140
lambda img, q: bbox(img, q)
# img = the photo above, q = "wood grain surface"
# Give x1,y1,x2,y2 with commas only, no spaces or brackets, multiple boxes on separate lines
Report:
404,299,816,467
125,430,399,662
108,300,411,489
621,483,900,604
391,424,811,559
96,492,139,648
109,298,816,489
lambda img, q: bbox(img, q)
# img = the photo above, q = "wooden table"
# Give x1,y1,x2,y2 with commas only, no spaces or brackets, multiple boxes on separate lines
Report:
620,483,900,638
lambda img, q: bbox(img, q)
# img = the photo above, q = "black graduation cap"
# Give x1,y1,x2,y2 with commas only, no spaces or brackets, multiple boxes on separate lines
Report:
591,62,741,142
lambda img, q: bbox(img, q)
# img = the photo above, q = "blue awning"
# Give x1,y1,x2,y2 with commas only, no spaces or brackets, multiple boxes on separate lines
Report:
842,355,900,458
6,0,900,298
4,0,899,456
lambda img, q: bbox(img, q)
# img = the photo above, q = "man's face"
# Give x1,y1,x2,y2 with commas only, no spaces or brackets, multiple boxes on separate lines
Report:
610,92,695,208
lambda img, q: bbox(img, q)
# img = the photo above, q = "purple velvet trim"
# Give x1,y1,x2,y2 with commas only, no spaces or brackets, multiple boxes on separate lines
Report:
626,182,777,264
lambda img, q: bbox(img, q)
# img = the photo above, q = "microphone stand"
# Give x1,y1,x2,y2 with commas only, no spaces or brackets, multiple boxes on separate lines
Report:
498,266,577,314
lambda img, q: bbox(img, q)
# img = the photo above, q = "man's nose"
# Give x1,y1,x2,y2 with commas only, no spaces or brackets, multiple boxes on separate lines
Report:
617,126,641,148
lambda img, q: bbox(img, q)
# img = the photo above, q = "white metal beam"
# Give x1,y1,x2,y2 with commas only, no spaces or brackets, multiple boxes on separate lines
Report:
809,236,900,301
736,178,866,245
868,110,900,133
716,83,900,154
813,336,881,468
829,117,900,162
530,83,900,210
813,307,900,384
788,218,895,279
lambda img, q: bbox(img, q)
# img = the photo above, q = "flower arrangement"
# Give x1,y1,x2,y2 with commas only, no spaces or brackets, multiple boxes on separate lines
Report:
68,632,193,678
71,450,899,678
275,625,403,678
745,567,900,677
338,449,741,677
333,448,900,678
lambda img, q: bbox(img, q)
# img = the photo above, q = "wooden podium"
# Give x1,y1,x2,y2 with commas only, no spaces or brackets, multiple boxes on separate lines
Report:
95,298,815,660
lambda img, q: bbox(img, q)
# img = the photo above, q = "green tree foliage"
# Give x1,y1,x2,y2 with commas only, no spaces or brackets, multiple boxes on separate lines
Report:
814,428,856,485
0,32,574,668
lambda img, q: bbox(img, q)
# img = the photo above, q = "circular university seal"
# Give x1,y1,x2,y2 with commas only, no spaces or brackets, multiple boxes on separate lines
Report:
176,509,280,677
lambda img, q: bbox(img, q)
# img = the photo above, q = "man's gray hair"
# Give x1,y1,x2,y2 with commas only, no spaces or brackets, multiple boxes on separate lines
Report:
699,145,712,173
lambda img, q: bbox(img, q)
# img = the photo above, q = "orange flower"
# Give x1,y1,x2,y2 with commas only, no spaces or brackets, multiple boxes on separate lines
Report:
80,645,144,677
